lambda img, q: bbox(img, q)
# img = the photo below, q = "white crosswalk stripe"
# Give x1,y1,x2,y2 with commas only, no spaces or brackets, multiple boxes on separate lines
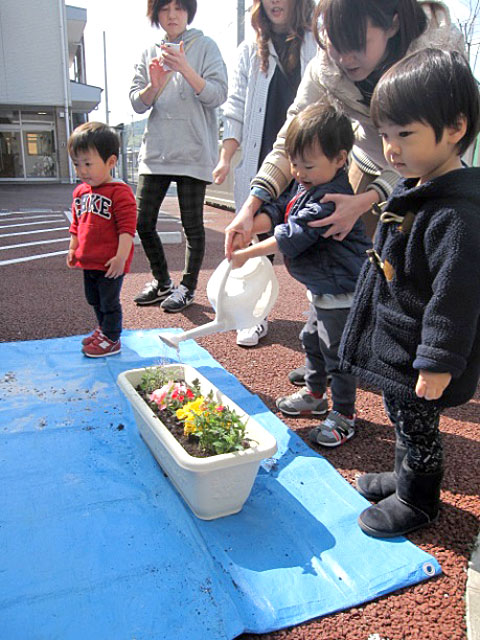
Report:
0,209,70,266
0,238,69,251
0,218,64,229
0,207,182,266
0,251,69,266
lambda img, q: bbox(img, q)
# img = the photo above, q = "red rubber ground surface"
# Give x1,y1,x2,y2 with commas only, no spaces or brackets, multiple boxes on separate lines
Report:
0,185,478,640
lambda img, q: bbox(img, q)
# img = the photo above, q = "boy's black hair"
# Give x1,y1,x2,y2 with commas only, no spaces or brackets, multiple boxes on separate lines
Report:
371,48,480,156
314,0,426,59
147,0,197,27
68,122,119,163
285,100,355,160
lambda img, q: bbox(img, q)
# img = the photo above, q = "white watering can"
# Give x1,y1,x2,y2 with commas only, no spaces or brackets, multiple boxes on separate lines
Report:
158,254,279,350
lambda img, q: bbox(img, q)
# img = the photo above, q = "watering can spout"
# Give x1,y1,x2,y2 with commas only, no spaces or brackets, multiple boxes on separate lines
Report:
159,319,226,350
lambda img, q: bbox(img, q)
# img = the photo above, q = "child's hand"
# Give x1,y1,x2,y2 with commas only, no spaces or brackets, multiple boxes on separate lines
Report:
415,370,452,401
230,250,248,270
104,256,126,279
66,249,76,268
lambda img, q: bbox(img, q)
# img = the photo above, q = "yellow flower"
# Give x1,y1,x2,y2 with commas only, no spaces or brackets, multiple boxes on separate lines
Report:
183,419,197,435
176,396,206,436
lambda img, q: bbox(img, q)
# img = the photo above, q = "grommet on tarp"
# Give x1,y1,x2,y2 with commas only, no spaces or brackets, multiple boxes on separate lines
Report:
260,457,277,472
423,562,437,577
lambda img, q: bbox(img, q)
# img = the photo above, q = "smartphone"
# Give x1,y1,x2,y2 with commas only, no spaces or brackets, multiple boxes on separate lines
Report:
161,42,181,71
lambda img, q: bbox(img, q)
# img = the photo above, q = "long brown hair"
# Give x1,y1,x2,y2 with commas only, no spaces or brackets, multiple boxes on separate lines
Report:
313,0,426,60
251,0,315,74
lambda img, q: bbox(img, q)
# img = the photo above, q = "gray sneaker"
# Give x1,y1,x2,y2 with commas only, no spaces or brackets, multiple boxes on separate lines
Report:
276,387,328,416
287,367,332,387
309,410,355,448
287,365,307,386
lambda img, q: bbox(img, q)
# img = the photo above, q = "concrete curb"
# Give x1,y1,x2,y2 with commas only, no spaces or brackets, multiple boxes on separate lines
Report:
467,533,480,640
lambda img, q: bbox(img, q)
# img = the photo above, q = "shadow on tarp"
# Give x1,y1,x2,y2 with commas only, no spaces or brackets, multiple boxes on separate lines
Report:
0,329,441,639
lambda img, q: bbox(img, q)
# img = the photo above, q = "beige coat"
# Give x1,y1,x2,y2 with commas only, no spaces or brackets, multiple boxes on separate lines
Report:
252,2,464,201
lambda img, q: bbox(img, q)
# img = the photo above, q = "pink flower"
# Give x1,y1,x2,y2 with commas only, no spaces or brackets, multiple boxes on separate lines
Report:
149,381,174,410
149,381,194,411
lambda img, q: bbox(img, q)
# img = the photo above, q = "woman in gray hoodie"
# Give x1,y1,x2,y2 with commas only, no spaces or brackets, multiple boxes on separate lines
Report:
130,0,227,312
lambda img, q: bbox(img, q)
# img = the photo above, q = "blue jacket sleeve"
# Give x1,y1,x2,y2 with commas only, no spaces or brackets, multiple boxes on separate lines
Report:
257,187,294,228
274,200,335,258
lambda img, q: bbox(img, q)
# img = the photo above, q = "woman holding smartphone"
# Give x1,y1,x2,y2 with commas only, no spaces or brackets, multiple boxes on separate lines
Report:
130,0,227,312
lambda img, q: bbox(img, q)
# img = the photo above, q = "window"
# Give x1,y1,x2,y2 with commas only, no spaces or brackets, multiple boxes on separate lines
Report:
0,109,20,125
23,131,57,178
26,132,53,156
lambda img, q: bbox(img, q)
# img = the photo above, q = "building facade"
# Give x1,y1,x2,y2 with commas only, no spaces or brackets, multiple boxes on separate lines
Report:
0,0,101,183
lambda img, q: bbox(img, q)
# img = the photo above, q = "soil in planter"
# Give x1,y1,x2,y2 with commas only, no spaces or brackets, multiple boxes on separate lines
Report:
136,385,250,458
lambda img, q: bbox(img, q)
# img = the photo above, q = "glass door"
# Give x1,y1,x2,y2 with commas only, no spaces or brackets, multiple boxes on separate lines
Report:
23,129,57,178
0,131,24,178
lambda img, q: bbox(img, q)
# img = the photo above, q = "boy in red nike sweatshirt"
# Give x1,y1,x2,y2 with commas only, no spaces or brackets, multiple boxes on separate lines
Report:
67,122,137,357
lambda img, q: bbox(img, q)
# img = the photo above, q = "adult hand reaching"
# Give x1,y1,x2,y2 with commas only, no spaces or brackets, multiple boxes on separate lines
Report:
308,191,379,241
224,195,262,259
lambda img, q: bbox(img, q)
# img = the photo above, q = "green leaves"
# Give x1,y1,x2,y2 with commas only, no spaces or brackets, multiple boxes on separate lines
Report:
137,367,249,456
189,399,248,455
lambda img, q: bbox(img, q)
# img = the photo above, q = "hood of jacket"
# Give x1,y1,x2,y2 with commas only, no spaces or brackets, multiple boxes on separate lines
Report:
158,27,204,46
386,167,480,217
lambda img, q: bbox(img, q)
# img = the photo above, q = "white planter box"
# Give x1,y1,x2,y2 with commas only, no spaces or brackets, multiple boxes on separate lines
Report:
117,365,277,520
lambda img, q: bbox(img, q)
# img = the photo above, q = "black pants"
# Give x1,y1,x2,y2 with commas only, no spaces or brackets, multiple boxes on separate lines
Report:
136,174,207,292
302,304,357,416
83,270,124,341
383,392,443,473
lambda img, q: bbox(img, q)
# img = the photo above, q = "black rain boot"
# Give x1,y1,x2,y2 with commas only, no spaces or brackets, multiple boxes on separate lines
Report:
356,440,407,502
358,459,443,538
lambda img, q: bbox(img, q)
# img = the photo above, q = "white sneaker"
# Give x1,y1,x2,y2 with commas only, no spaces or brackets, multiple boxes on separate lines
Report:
236,320,268,347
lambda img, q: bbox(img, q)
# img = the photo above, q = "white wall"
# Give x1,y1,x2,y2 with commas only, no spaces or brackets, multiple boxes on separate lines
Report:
0,0,66,105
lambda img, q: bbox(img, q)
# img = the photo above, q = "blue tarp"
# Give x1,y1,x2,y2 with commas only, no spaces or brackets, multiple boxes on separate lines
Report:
0,330,441,639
